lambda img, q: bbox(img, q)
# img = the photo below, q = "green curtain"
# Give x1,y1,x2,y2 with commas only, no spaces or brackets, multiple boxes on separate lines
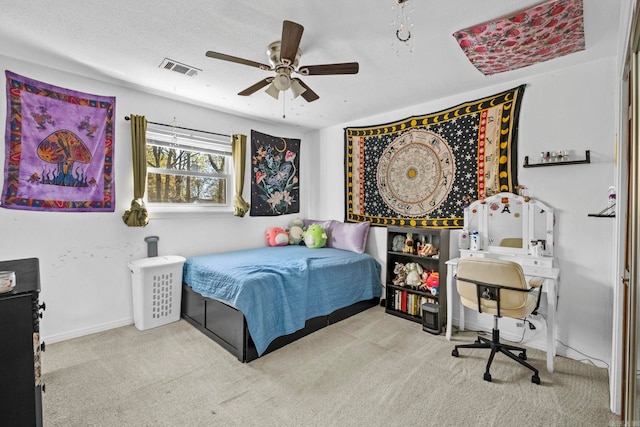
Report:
122,115,149,227
232,133,250,217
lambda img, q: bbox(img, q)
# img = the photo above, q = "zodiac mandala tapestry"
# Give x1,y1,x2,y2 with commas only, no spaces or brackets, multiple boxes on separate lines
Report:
344,85,525,228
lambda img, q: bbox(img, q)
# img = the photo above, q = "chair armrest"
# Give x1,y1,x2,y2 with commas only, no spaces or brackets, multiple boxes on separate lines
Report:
528,277,544,288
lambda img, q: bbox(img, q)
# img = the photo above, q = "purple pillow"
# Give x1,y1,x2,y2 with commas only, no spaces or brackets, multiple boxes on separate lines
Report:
303,219,334,229
330,221,370,253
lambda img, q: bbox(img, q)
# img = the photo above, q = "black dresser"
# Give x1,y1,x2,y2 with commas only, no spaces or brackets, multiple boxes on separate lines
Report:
0,258,45,427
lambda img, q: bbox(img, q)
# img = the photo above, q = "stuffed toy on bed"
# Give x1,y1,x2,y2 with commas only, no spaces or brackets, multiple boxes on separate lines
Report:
287,218,305,245
302,224,327,248
266,226,289,246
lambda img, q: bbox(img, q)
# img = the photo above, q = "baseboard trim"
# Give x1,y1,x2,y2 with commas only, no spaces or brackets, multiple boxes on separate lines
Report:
42,317,133,344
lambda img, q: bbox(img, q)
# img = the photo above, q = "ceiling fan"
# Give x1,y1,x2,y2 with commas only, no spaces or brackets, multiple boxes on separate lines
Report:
205,20,359,102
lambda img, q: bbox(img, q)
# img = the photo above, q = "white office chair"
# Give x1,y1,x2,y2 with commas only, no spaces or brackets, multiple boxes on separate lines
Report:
451,257,543,384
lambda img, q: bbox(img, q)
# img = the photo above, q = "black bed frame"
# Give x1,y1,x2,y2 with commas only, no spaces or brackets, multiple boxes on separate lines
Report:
181,284,379,362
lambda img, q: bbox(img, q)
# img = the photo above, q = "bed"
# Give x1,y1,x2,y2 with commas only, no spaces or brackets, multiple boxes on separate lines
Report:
181,245,382,362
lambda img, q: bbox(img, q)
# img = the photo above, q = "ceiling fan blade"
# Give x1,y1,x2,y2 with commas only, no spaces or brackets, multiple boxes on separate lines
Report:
206,51,272,71
293,78,319,102
280,20,304,65
298,62,360,76
238,78,273,96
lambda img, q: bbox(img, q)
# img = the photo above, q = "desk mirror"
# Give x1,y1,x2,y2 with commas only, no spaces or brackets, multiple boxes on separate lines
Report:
464,192,554,256
529,199,554,256
484,193,529,254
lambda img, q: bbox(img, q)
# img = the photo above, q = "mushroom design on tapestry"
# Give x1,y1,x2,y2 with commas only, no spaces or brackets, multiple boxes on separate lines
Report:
36,130,93,187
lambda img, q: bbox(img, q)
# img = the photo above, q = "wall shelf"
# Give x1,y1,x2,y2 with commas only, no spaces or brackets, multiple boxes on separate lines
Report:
523,150,590,168
588,204,615,218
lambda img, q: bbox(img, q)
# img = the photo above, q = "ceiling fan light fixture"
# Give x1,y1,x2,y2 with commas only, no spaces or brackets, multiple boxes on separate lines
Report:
265,82,280,99
273,72,291,91
290,79,307,98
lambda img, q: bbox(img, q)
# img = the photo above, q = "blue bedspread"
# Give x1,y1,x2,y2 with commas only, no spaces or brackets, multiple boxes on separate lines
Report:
182,246,382,356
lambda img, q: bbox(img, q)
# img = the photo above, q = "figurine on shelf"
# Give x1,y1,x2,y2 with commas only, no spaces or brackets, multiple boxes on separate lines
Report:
418,243,438,257
403,233,415,254
419,270,440,296
426,271,440,296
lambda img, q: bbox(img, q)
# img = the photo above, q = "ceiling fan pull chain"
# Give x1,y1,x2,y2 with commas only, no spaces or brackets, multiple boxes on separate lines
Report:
283,95,286,119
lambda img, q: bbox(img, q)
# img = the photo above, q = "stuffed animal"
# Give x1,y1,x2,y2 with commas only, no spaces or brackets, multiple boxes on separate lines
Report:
392,235,405,252
302,224,327,248
287,218,305,245
404,262,423,288
392,262,407,287
403,233,415,254
266,226,289,247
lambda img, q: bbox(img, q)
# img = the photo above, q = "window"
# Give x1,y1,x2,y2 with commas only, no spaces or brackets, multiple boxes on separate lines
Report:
145,126,233,213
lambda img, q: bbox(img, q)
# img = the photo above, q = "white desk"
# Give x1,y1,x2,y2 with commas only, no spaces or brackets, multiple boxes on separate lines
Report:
445,250,559,373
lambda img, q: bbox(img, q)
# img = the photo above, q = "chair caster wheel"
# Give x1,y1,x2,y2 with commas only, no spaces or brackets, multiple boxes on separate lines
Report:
532,375,540,384
452,349,459,357
518,352,527,360
484,373,492,382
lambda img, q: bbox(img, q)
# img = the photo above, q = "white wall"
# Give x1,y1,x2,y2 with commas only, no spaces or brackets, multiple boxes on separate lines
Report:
312,58,618,367
0,51,620,368
0,55,312,343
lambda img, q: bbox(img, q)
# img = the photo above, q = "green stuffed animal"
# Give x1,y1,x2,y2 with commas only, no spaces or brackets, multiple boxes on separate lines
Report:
288,218,305,245
302,224,327,249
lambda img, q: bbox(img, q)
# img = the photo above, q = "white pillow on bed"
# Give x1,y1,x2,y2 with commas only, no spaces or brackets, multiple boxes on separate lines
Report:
303,219,370,253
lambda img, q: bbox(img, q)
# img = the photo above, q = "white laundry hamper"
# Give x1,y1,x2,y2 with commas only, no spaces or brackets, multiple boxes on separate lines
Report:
128,255,186,331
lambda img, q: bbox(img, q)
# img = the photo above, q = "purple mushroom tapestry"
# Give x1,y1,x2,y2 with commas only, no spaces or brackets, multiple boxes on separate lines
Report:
2,71,115,212
250,130,300,216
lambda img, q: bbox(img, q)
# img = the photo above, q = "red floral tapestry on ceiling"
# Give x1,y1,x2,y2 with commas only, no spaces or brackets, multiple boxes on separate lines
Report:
453,0,585,75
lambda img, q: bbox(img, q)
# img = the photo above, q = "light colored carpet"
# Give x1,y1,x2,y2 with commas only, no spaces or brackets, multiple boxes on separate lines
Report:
42,306,618,426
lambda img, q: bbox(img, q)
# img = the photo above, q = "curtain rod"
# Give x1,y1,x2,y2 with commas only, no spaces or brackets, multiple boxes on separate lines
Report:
124,116,230,138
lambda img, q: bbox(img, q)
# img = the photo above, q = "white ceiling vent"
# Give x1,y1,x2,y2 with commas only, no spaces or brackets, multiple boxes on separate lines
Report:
159,58,201,77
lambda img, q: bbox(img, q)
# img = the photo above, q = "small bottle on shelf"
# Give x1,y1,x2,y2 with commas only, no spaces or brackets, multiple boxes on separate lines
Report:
608,186,616,215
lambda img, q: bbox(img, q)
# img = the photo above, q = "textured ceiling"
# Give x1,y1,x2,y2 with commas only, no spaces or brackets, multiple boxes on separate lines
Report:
0,0,625,131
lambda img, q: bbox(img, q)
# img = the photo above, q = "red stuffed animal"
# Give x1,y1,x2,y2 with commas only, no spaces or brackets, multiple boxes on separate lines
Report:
266,226,289,246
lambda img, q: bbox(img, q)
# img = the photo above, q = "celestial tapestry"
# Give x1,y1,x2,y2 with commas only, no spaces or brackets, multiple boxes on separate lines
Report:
344,85,525,228
2,71,115,212
250,130,300,216
453,0,585,75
